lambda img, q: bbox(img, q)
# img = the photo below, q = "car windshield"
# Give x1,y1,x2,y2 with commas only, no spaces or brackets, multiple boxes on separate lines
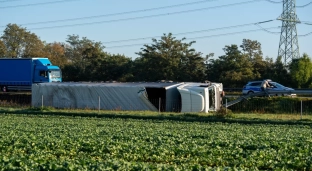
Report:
270,82,285,88
49,70,61,78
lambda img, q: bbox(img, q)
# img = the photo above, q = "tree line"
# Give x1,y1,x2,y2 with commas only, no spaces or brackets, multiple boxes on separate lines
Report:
0,23,311,88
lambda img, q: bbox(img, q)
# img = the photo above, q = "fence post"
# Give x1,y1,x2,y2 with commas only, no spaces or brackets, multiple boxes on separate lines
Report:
301,100,302,120
98,96,100,112
41,95,43,108
225,99,227,113
159,97,161,114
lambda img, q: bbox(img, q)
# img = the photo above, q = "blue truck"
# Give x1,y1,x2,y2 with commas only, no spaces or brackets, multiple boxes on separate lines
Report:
0,58,62,92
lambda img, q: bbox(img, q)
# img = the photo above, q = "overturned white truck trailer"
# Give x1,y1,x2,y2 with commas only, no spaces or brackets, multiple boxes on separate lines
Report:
32,82,223,113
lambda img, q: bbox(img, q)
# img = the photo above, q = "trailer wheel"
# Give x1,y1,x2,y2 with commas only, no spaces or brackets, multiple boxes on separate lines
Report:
1,86,7,92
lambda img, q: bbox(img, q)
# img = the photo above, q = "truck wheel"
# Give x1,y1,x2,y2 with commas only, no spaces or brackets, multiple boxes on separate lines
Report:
1,86,7,92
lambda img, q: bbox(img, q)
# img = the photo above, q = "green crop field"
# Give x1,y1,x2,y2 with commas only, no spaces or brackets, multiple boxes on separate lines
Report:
0,114,312,170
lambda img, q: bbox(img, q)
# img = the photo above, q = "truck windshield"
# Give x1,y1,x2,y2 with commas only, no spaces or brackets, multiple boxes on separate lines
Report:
50,70,61,78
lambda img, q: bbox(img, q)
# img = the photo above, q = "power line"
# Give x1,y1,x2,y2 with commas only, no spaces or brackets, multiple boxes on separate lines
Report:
296,1,312,8
0,0,83,9
187,27,281,40
0,0,219,26
254,23,280,34
27,0,267,30
264,0,282,3
102,20,274,44
105,26,281,48
1,0,281,27
298,32,312,37
297,21,312,25
0,0,23,3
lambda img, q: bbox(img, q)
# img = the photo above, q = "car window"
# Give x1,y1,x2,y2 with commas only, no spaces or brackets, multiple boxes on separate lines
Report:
272,82,284,88
249,82,261,86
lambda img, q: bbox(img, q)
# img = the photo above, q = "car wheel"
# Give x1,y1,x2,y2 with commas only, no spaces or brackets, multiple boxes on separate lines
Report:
247,91,254,95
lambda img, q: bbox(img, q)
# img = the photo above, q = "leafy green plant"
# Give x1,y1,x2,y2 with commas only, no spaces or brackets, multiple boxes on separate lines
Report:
0,114,311,170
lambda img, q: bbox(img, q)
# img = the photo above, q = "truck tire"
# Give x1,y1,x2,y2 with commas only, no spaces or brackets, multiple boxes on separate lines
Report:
1,86,7,92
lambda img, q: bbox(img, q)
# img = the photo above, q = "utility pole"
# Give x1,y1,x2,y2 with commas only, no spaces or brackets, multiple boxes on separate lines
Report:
277,0,300,66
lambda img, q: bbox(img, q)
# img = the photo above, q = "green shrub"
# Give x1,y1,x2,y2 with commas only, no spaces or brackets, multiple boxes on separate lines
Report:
28,106,55,111
214,107,232,118
226,97,312,114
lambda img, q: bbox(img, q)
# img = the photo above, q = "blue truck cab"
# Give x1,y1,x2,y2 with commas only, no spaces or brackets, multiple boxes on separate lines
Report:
0,57,62,92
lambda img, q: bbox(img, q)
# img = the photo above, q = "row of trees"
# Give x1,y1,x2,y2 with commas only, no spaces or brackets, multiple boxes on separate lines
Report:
0,24,311,88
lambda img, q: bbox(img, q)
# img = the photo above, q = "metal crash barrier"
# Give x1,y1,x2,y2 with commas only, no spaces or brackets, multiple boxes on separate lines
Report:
224,90,312,108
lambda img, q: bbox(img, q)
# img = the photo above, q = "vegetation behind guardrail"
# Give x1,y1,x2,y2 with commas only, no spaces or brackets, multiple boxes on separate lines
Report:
224,97,312,114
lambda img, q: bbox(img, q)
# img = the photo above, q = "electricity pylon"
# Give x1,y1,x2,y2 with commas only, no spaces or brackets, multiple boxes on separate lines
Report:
277,0,300,66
